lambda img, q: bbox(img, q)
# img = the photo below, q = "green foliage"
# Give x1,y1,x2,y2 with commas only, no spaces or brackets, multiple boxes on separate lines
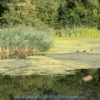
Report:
0,25,54,57
57,0,100,28
0,0,100,29
0,0,59,28
85,0,99,7
54,26,100,37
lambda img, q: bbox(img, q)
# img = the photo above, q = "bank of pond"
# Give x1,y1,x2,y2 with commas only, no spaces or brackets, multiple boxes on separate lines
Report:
0,68,100,100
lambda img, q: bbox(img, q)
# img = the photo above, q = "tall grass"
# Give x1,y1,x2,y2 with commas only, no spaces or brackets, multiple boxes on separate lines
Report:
0,25,54,58
55,26,100,37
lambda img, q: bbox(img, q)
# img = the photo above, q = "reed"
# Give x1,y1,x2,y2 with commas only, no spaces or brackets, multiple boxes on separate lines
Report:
55,26,100,37
0,25,54,58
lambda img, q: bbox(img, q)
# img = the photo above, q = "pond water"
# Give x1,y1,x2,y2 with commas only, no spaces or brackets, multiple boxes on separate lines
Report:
0,68,100,100
0,37,100,99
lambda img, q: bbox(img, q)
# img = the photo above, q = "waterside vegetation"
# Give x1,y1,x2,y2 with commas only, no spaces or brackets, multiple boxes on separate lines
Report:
0,25,54,58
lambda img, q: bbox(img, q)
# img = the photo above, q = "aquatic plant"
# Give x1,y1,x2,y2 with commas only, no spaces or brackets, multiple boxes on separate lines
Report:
0,25,54,58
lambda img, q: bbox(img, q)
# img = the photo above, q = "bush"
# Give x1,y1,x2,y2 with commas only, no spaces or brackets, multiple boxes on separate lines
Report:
0,25,54,58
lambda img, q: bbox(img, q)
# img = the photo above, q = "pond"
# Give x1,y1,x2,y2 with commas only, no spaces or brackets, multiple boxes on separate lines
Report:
0,37,100,75
0,68,100,100
0,37,100,100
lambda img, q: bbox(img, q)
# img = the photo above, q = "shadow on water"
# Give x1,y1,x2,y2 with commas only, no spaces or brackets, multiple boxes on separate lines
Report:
0,68,100,100
45,52,100,70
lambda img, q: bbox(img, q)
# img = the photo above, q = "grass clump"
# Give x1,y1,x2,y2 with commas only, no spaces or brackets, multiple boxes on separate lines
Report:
55,26,100,37
0,25,54,58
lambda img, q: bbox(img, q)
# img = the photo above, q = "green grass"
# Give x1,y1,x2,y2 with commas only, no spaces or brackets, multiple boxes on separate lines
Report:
55,26,100,37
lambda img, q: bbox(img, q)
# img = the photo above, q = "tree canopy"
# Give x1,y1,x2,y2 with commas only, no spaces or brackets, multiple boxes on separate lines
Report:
0,0,100,29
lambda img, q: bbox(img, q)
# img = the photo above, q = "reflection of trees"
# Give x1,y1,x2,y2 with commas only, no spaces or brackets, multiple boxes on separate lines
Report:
0,69,100,100
97,68,100,82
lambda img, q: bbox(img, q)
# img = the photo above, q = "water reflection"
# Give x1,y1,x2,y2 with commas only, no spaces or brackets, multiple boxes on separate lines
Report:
0,68,100,100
